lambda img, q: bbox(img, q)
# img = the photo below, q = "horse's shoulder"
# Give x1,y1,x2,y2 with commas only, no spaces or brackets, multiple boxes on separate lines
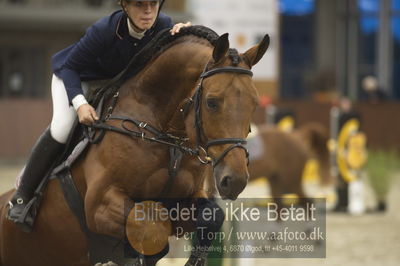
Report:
258,125,285,138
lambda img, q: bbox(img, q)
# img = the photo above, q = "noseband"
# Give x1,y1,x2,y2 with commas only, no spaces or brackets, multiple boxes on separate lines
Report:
188,65,253,167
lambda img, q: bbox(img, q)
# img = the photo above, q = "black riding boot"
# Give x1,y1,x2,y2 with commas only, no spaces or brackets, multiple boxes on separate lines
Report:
7,128,64,231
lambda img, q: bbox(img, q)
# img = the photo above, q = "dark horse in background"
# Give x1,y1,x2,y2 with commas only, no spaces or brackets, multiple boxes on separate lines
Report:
206,122,332,209
0,26,269,266
247,123,331,204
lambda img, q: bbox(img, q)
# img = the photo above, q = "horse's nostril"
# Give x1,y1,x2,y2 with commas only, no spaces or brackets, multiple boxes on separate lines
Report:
220,175,231,189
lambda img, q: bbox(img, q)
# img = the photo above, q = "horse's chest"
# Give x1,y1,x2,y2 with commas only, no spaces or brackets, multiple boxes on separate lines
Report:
144,164,202,198
120,146,203,197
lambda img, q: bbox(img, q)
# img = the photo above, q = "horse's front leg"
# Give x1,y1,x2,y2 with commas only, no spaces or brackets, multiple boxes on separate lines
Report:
85,184,131,238
184,190,225,266
85,184,170,266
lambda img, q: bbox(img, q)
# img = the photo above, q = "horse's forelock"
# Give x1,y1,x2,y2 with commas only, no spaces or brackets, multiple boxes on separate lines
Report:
228,49,241,66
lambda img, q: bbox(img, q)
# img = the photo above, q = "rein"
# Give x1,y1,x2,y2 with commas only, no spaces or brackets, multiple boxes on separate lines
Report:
86,65,253,167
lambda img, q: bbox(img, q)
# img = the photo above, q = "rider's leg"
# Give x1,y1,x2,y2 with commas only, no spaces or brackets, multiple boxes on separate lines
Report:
7,75,77,224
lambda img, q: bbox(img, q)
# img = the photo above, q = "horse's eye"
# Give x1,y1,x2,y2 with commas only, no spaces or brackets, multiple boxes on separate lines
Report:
206,98,219,111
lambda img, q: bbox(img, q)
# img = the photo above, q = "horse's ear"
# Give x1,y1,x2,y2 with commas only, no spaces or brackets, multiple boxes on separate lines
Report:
213,33,230,64
243,34,270,67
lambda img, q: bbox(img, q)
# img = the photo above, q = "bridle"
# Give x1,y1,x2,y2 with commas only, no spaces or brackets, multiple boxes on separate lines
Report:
86,64,253,168
186,65,253,167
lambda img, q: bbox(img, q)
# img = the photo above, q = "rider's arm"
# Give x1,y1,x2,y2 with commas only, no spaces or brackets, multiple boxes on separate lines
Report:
53,21,112,105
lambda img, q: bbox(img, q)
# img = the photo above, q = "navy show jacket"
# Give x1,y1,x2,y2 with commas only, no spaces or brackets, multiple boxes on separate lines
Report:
52,10,173,103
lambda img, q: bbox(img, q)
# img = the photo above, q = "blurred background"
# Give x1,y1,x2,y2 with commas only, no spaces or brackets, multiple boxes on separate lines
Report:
0,0,399,155
0,0,399,265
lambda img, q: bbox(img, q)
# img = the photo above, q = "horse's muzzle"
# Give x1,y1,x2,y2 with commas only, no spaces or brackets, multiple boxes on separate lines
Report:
216,170,249,200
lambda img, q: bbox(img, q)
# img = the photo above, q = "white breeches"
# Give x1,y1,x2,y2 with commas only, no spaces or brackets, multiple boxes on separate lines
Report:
50,75,88,144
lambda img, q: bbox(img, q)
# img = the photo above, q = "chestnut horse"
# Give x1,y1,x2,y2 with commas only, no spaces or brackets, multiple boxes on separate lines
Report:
0,26,269,266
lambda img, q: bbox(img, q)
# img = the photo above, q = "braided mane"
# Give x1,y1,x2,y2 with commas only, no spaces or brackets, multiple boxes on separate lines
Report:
122,25,220,80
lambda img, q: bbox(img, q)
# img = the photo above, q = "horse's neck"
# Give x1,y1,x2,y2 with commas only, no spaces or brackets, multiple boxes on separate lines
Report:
117,40,212,131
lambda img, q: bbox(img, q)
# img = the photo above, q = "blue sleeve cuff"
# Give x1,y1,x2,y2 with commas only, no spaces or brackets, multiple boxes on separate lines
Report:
66,87,84,104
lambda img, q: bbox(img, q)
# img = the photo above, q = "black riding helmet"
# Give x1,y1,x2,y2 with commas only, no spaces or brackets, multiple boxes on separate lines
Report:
118,0,165,10
118,0,166,32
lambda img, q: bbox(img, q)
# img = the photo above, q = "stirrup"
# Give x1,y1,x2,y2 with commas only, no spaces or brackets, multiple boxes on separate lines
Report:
8,197,25,209
7,195,27,221
7,196,39,233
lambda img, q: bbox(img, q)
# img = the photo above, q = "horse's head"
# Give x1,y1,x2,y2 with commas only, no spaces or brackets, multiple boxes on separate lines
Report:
185,33,270,200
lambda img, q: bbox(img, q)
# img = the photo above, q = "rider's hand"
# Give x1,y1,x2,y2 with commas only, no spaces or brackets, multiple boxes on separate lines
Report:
170,22,192,35
77,104,99,125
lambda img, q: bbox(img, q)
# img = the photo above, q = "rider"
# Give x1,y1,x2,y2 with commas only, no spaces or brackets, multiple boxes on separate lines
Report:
7,0,191,228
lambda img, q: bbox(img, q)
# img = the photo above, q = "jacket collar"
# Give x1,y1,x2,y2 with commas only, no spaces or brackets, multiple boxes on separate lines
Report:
127,19,146,39
116,13,127,40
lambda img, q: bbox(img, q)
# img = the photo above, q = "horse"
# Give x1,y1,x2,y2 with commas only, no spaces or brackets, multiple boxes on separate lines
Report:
0,26,269,266
206,122,331,209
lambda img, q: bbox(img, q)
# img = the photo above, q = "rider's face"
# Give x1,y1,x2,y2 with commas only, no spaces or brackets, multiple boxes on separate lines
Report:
123,0,160,32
